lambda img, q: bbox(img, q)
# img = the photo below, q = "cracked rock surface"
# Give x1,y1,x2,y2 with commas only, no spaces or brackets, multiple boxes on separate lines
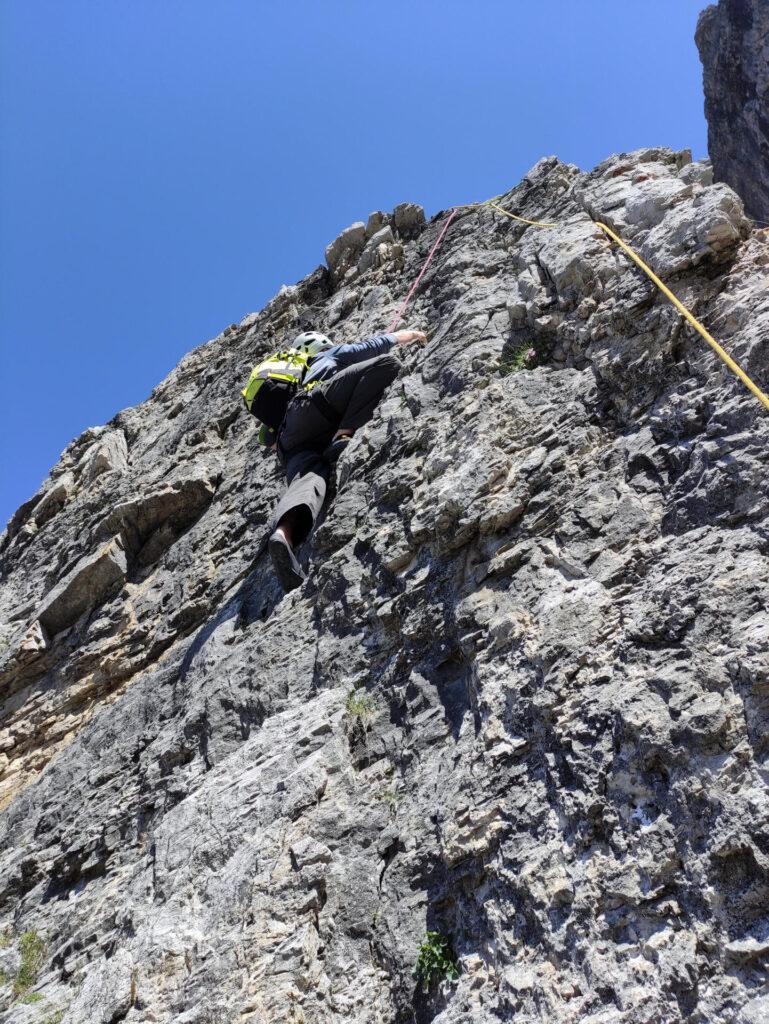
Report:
697,0,769,224
1,146,769,1023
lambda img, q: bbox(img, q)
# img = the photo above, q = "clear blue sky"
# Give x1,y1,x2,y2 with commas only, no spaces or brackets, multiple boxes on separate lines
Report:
1,0,709,526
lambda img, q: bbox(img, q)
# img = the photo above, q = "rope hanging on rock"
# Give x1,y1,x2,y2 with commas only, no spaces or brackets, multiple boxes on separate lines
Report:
386,209,458,332
594,220,769,413
389,194,769,414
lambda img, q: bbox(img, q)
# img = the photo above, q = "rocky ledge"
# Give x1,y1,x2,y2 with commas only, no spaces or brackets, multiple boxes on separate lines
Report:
1,146,769,1024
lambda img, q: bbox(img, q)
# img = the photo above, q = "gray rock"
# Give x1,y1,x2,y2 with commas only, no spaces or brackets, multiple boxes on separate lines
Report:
357,225,396,273
68,949,135,1023
2,145,769,1023
81,428,129,482
742,994,769,1024
36,534,128,637
697,0,769,223
365,211,389,237
33,473,74,528
393,201,426,238
325,221,367,274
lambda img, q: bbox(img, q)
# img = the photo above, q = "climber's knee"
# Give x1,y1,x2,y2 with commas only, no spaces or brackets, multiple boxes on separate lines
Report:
377,354,399,381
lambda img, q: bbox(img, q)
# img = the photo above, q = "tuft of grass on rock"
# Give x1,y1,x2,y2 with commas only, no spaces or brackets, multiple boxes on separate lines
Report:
13,930,45,997
17,991,43,1004
498,342,537,376
345,689,377,720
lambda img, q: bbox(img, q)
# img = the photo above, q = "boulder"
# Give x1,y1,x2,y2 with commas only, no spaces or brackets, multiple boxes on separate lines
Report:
365,210,389,237
324,221,366,273
392,201,425,238
357,225,395,273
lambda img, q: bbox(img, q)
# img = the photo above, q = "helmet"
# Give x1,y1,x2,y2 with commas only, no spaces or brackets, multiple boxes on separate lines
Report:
292,331,333,357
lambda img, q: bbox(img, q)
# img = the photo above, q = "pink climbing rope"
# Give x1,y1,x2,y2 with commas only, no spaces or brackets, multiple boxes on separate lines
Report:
386,208,458,332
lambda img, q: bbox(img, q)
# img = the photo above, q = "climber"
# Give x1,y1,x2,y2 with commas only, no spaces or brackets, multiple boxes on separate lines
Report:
255,328,426,592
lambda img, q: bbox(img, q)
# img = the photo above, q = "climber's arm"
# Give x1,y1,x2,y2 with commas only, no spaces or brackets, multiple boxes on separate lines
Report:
332,334,397,368
332,331,426,369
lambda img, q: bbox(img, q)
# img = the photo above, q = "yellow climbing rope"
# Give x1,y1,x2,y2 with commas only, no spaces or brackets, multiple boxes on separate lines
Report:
454,198,557,228
593,220,769,413
486,200,557,229
459,196,769,413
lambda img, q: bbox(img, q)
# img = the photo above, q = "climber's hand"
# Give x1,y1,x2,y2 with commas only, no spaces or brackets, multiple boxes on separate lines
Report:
394,330,427,347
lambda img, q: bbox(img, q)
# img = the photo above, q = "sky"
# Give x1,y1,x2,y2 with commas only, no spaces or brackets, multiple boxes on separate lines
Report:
1,0,710,527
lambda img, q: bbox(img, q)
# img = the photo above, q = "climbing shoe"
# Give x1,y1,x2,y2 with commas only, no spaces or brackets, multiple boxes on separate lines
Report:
268,532,306,592
322,436,351,464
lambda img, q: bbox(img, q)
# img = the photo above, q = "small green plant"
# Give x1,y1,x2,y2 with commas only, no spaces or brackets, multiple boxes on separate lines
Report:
0,927,11,948
0,967,8,986
17,991,43,1004
345,689,377,720
412,931,460,993
44,1012,65,1024
378,787,400,817
498,342,537,376
13,929,45,996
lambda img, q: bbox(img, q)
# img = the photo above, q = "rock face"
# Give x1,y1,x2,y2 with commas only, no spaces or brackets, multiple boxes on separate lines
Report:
2,147,769,1023
697,0,769,223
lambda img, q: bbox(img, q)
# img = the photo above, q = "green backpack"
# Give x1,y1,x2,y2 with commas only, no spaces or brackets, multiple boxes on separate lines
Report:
241,350,314,446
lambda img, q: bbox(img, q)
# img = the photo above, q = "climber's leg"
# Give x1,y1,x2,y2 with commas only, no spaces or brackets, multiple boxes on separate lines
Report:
269,456,328,592
317,354,400,433
267,356,399,590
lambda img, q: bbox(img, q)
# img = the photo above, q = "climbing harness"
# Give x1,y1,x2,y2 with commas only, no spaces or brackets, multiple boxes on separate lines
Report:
387,195,769,413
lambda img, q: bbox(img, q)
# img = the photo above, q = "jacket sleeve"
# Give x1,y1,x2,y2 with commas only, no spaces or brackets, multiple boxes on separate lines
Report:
331,334,398,369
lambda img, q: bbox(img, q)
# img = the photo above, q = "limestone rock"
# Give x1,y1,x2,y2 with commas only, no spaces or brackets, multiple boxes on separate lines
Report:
81,428,129,482
325,221,367,274
36,534,128,637
392,201,426,239
33,472,74,528
366,211,390,237
1,146,769,1023
16,619,49,662
358,224,396,274
697,0,769,223
68,949,135,1023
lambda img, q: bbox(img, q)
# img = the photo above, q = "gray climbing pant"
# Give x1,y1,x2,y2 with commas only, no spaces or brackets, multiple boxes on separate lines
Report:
271,354,399,545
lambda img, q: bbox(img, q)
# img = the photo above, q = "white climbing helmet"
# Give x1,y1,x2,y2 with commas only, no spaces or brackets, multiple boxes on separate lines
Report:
292,331,334,357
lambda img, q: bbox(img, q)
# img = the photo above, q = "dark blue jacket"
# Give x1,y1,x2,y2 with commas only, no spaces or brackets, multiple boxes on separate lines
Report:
303,334,397,387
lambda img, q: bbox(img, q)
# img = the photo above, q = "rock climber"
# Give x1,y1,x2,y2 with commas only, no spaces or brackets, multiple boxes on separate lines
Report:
264,328,426,591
